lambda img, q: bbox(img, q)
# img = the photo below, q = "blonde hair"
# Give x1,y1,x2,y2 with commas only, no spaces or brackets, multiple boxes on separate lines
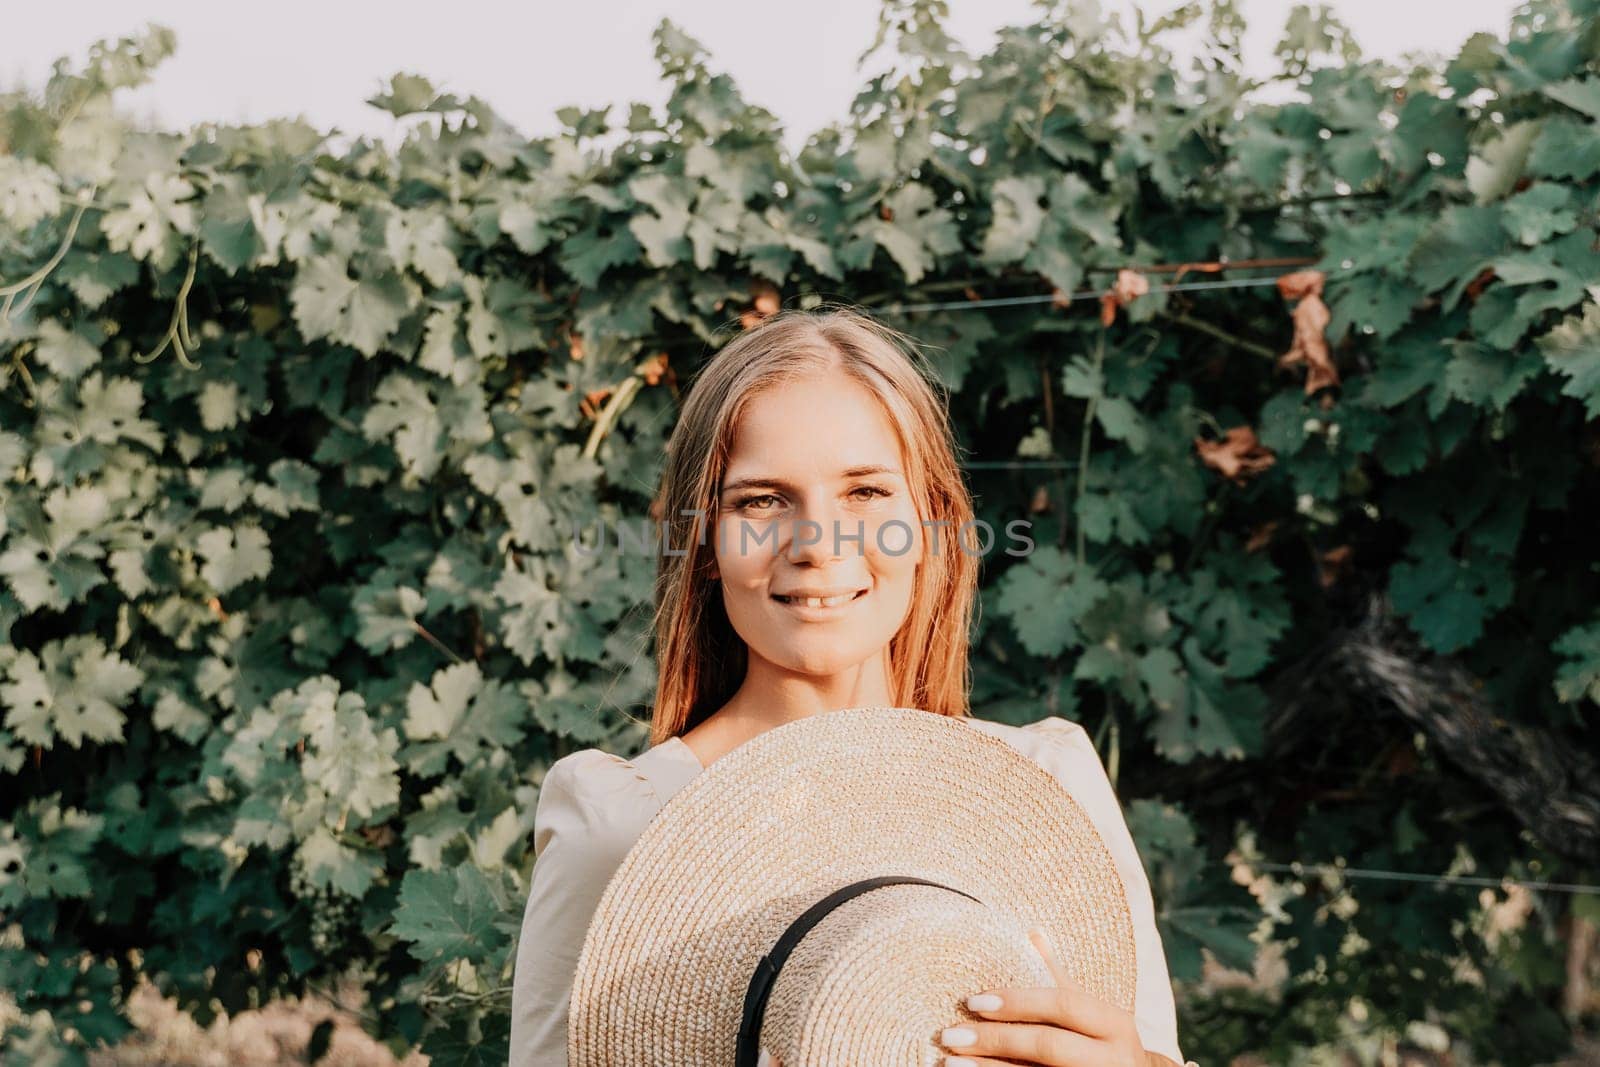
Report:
647,304,981,747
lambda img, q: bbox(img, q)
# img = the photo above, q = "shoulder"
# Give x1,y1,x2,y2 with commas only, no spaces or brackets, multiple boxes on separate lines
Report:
1015,715,1091,744
1015,715,1110,791
532,748,661,862
962,713,1092,757
965,715,1121,820
539,747,655,809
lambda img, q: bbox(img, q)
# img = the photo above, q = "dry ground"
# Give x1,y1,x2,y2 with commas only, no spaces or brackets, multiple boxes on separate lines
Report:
6,870,1593,1064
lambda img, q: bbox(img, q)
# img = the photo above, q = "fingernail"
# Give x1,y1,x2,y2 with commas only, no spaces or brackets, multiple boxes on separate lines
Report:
940,1027,976,1047
945,1059,978,1067
966,993,1003,1012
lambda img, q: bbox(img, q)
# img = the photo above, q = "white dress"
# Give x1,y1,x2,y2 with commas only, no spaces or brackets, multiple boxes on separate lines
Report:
508,714,1187,1066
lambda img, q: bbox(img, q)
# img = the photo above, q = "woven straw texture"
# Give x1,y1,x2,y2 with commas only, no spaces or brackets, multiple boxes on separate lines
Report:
566,705,1137,1065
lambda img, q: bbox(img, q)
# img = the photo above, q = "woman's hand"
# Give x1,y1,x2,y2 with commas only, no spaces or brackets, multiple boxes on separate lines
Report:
935,927,1176,1067
760,927,1185,1067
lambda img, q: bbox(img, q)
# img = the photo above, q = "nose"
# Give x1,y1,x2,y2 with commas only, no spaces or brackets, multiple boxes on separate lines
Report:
784,494,857,564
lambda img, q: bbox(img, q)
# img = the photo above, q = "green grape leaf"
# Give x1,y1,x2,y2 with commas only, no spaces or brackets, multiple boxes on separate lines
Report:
861,182,962,284
1500,183,1578,246
0,798,104,906
391,862,512,965
1,635,144,749
199,173,265,273
100,173,196,270
34,321,102,380
993,546,1110,657
1527,115,1600,180
299,682,402,822
0,156,61,228
1389,554,1513,653
196,524,272,594
1535,301,1600,418
1406,204,1507,307
1553,620,1600,705
367,72,467,117
403,662,528,774
385,207,461,288
558,222,643,287
297,826,384,897
1541,77,1600,120
980,175,1048,266
290,255,412,357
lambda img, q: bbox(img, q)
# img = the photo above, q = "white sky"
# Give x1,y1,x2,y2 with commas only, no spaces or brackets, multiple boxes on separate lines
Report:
8,1,1520,154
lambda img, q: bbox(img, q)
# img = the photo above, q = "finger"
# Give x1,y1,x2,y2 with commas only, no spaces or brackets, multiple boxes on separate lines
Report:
1028,926,1077,991
939,1019,1098,1066
952,928,1125,1040
962,983,1128,1043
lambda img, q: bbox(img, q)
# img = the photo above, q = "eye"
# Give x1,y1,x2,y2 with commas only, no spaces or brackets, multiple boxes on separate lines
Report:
732,486,889,512
736,493,782,512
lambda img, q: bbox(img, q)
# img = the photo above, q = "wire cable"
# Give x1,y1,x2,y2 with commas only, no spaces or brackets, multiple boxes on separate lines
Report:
1244,861,1598,896
871,270,1341,316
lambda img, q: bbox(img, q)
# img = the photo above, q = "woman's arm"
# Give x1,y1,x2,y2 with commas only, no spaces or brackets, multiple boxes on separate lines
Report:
510,748,789,1067
1023,718,1187,1066
509,751,642,1067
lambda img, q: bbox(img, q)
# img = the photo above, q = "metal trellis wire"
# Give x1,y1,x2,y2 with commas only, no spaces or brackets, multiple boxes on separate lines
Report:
872,272,1331,316
1242,861,1598,897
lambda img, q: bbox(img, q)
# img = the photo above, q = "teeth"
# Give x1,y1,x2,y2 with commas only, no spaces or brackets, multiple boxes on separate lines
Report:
778,592,859,607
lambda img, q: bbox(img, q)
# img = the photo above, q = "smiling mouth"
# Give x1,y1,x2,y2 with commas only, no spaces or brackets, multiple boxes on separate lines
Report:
771,589,869,608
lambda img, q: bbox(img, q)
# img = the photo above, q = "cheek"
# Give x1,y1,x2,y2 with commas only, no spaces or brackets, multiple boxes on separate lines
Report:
713,516,770,574
864,505,925,569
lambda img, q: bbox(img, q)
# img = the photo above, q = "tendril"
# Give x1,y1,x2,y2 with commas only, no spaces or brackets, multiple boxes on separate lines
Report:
0,185,97,325
133,241,202,369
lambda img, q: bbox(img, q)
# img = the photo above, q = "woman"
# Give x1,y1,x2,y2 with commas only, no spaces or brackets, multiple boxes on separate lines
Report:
510,306,1190,1066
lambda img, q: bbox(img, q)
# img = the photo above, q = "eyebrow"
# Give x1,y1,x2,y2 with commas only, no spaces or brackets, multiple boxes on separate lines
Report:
718,464,904,495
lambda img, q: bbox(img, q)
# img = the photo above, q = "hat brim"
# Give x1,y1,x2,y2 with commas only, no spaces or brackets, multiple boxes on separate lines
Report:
567,706,1137,1065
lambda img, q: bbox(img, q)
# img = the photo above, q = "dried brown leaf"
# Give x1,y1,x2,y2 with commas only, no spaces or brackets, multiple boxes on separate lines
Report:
751,279,781,317
1100,268,1150,326
639,351,670,386
1275,269,1338,395
1194,426,1277,484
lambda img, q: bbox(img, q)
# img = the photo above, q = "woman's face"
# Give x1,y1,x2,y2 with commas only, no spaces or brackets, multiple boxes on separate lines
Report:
710,369,925,678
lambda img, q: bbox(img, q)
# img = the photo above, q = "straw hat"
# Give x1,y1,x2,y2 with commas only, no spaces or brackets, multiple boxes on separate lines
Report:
566,705,1139,1065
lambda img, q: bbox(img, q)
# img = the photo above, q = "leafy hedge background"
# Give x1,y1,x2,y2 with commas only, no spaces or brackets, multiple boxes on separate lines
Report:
2,0,1598,1063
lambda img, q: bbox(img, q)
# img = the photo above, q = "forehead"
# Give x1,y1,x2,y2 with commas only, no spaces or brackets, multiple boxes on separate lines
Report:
724,371,904,472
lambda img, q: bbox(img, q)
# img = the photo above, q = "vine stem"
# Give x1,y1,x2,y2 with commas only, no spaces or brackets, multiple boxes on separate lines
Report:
1181,481,1231,576
1107,714,1121,793
1074,330,1107,567
1042,362,1072,554
301,975,385,1030
1160,310,1278,360
55,84,96,137
411,620,465,664
416,984,513,1010
9,341,38,403
582,375,643,460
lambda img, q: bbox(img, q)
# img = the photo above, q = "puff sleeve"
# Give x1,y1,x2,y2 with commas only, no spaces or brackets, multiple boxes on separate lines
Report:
509,749,659,1067
1020,717,1186,1066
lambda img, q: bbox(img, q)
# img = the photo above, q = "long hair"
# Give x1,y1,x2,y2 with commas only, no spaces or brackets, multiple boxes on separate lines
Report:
647,304,981,746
